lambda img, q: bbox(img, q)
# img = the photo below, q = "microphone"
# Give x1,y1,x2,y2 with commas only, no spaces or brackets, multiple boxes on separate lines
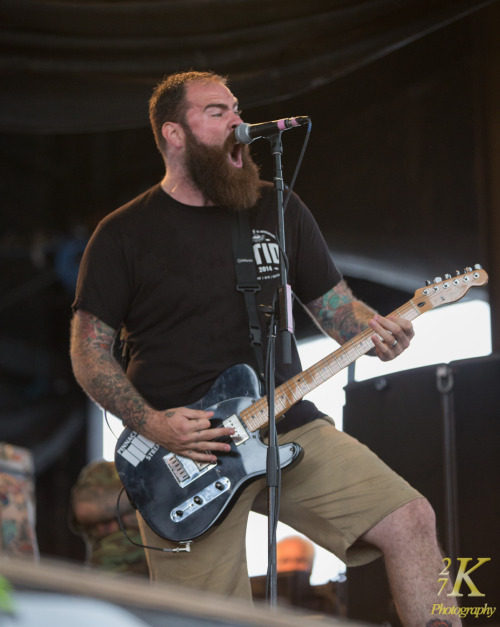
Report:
234,116,310,144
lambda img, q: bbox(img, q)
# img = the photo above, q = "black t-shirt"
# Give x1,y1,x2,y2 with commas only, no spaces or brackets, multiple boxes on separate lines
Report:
73,181,342,431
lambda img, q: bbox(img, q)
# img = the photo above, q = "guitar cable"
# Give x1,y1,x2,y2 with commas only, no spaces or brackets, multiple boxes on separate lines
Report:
115,486,192,553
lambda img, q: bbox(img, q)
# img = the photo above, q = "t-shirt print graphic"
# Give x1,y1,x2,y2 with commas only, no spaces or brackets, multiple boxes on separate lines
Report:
252,229,281,281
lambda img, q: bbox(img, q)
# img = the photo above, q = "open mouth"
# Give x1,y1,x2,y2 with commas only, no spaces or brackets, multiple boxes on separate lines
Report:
228,142,243,168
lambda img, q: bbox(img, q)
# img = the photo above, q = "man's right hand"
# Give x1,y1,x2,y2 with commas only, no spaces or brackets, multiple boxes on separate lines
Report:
145,407,235,463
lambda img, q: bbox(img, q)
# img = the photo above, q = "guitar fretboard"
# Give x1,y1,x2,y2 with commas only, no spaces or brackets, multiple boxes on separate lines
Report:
240,300,421,433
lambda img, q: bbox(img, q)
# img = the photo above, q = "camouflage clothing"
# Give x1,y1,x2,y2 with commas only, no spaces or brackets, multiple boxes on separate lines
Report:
71,460,148,576
0,443,39,557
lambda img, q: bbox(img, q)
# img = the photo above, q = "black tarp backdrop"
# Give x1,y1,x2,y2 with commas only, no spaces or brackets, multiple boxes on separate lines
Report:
0,0,496,133
0,0,498,566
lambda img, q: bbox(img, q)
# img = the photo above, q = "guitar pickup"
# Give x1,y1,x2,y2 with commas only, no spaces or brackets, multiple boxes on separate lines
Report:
170,477,231,523
164,453,216,488
223,414,249,446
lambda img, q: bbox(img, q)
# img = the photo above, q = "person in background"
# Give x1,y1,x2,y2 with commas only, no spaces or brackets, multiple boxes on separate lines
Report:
0,443,39,558
276,535,315,575
271,534,346,616
71,459,148,576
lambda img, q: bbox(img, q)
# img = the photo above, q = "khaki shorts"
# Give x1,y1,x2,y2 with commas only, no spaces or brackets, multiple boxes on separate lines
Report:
137,417,422,599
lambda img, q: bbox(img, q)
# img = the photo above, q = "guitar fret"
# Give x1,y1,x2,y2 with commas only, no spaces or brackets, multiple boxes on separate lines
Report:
275,384,292,409
332,353,343,370
323,359,339,377
275,392,288,413
314,363,330,381
398,302,421,321
285,382,301,402
352,341,364,356
243,401,267,431
322,360,336,376
339,345,355,363
294,376,311,395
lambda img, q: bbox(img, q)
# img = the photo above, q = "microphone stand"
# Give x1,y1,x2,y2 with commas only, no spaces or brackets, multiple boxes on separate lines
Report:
265,131,294,607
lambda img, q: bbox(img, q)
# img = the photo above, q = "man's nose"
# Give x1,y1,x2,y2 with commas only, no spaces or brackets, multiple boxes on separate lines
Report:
230,111,243,129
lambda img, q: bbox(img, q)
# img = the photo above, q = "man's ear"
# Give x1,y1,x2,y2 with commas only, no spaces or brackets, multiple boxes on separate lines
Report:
162,121,184,148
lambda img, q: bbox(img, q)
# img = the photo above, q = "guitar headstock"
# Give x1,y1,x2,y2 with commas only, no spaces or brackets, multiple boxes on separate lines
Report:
411,265,489,313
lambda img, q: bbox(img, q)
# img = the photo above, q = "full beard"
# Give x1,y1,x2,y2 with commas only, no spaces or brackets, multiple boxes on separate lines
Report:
183,125,261,211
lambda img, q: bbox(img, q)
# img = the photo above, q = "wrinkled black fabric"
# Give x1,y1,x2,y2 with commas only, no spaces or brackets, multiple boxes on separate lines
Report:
0,0,495,133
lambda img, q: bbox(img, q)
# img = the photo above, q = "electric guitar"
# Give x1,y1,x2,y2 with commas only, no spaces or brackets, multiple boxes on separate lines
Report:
115,266,488,542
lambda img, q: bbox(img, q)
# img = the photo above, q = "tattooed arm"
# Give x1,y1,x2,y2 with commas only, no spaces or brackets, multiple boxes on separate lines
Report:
70,310,234,462
305,279,414,361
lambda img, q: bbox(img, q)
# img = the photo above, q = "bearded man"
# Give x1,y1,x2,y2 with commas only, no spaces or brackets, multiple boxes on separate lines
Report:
70,71,460,626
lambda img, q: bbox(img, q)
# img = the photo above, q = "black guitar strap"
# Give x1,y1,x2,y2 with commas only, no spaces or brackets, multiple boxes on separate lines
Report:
231,210,265,382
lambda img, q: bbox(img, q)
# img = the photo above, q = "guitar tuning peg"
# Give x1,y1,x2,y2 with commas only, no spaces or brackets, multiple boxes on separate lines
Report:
464,267,473,273
474,263,482,270
455,270,461,276
425,279,431,286
444,274,452,280
433,277,442,283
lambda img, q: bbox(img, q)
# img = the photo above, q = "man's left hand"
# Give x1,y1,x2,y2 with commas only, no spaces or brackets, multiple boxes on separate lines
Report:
368,315,414,361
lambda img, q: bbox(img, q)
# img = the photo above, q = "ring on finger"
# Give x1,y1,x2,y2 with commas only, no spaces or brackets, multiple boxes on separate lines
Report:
392,339,398,348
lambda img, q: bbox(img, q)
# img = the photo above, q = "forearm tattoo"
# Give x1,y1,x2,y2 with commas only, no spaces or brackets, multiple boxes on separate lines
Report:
306,280,377,345
71,311,150,432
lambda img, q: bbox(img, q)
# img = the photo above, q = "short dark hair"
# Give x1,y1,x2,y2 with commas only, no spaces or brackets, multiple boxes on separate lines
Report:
149,71,228,156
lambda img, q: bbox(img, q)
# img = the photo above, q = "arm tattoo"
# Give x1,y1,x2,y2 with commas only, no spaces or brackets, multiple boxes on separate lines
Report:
305,280,377,345
80,314,115,352
70,311,151,433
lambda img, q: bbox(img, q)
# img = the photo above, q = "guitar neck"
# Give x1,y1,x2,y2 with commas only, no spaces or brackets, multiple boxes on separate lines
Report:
239,299,422,433
236,265,488,432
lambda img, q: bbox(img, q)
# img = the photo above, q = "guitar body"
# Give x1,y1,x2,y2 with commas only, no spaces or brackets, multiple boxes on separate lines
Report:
115,364,303,543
